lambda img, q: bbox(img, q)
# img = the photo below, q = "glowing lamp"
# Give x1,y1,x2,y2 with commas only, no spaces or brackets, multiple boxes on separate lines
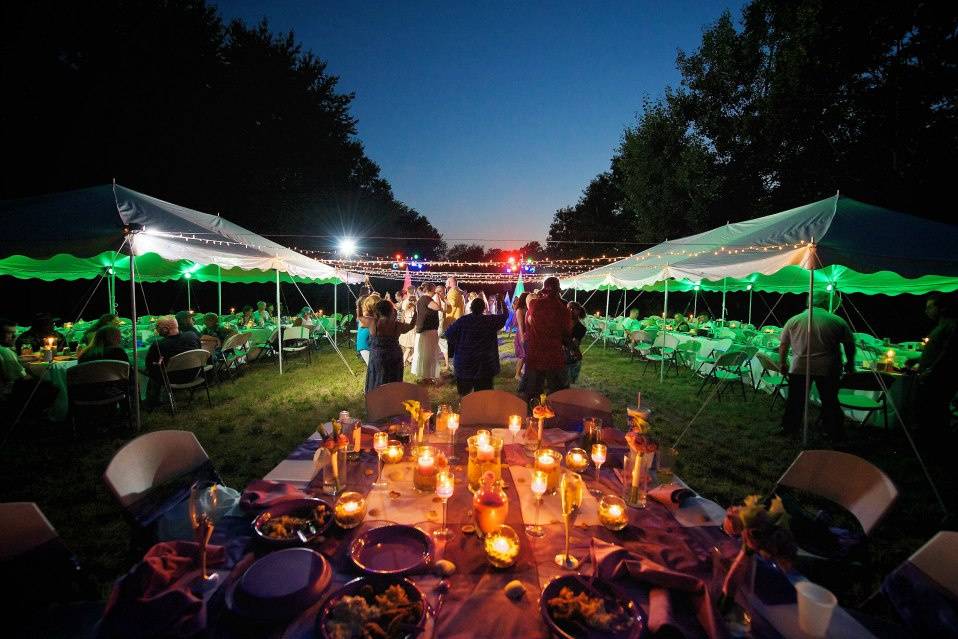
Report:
183,271,192,279
338,237,357,256
826,284,834,291
746,284,753,290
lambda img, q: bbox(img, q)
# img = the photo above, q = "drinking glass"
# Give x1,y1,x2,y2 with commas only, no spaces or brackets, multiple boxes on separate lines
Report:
447,414,460,463
372,431,389,489
526,470,547,538
188,481,219,591
508,414,522,443
434,470,454,539
590,444,607,495
554,472,584,569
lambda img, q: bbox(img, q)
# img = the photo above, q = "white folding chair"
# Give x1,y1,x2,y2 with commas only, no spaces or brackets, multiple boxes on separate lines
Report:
365,381,430,423
460,389,527,426
0,502,59,561
162,349,211,415
281,326,312,366
220,331,251,378
66,359,132,430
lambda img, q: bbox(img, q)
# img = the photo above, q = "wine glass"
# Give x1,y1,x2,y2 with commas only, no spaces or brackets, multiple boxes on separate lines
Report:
372,431,389,489
590,444,607,496
526,469,547,538
554,472,584,570
508,414,522,444
188,481,219,591
447,413,460,463
434,470,454,539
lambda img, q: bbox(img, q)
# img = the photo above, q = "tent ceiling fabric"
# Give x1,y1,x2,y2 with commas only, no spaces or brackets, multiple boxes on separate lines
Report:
561,195,958,295
0,184,360,284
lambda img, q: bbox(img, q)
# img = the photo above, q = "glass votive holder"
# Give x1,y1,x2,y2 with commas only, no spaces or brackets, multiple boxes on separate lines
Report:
598,495,628,531
657,446,678,479
483,524,520,568
333,491,367,529
413,445,447,493
466,432,503,492
383,440,404,464
565,448,589,473
534,448,563,494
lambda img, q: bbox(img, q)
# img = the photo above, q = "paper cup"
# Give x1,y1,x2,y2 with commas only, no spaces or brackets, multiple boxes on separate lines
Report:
795,581,837,637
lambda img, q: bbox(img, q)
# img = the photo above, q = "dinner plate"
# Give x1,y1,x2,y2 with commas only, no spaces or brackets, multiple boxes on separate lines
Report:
540,575,643,639
349,524,434,575
225,547,332,622
316,575,426,639
252,497,334,546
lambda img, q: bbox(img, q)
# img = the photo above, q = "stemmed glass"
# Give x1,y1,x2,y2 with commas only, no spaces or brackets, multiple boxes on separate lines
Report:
526,470,547,538
590,444,607,496
555,472,584,570
434,469,455,539
372,431,389,489
508,414,522,444
188,481,219,591
447,414,460,463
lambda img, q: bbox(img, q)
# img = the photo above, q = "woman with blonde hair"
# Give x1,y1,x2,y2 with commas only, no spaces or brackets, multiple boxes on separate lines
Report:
411,283,445,384
397,288,417,365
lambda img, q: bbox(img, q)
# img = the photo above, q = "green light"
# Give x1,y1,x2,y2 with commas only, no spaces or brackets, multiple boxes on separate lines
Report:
826,284,833,291
414,254,420,259
183,271,192,279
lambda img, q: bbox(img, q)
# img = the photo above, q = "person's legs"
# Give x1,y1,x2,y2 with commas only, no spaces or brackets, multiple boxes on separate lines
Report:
781,373,805,433
546,368,569,394
455,377,475,396
523,368,545,402
474,377,494,392
816,373,845,439
567,361,582,384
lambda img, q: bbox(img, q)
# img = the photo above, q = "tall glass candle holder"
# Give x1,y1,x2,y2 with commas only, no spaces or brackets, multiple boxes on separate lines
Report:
590,443,607,495
372,431,389,489
507,414,522,443
434,470,454,539
413,445,446,493
466,431,503,492
447,413,460,463
526,470,547,538
534,448,563,494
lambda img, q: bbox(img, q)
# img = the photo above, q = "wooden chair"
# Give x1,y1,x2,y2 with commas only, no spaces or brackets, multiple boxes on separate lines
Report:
365,381,430,423
460,389,527,426
66,359,132,431
161,349,212,415
548,388,612,429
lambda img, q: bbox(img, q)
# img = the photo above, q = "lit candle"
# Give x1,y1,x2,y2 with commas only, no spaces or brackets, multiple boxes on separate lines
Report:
531,470,548,496
477,441,495,462
353,424,362,452
373,431,389,453
436,470,454,499
334,491,367,529
508,415,521,436
591,444,607,465
565,448,589,473
418,451,436,475
483,525,520,568
534,449,562,494
598,494,628,531
230,307,235,314
384,441,404,464
476,429,490,446
537,452,557,472
447,414,459,434
886,349,895,359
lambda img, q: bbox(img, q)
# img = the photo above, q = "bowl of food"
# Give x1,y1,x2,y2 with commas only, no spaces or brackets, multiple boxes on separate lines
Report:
540,575,643,639
252,497,333,545
318,575,426,639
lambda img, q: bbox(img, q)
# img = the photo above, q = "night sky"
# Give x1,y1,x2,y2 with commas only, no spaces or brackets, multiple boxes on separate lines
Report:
215,0,746,246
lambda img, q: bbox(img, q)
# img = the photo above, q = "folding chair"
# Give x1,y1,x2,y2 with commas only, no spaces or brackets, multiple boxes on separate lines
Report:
627,330,653,360
219,331,250,379
753,351,788,411
698,350,750,400
281,326,312,366
247,328,279,363
365,381,430,423
668,340,702,378
460,389,528,426
838,371,898,429
66,359,132,431
161,349,212,415
880,531,958,637
642,332,678,376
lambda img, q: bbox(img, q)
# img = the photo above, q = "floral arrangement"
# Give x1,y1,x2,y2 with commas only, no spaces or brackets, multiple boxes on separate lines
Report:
626,407,650,434
402,400,433,444
531,394,555,420
624,430,657,455
722,495,796,569
320,419,349,451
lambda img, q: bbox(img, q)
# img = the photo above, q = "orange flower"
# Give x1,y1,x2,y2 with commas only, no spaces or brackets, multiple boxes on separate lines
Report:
532,404,555,420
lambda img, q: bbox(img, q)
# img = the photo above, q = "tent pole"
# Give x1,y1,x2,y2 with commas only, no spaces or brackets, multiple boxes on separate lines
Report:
186,277,191,311
622,291,628,318
127,237,141,431
333,282,338,343
604,288,610,348
108,268,116,314
828,287,834,313
721,277,727,321
748,288,753,326
802,251,816,446
217,266,223,316
693,288,698,317
660,278,669,383
276,269,283,375
573,288,577,303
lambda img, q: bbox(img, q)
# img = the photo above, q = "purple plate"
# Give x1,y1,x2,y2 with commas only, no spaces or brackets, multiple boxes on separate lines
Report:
540,575,643,639
252,497,333,546
349,524,434,575
317,575,426,639
226,547,332,622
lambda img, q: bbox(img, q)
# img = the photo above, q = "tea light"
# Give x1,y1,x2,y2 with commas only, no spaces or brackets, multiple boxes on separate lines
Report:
63,322,73,330
565,448,589,473
885,349,895,359
230,307,236,314
447,414,459,434
383,440,404,464
591,444,607,465
534,449,563,494
484,525,520,568
373,431,389,453
598,495,628,531
530,470,548,497
334,491,367,529
44,337,56,350
476,429,490,446
508,414,522,440
477,440,495,462
436,470,454,499
414,446,444,492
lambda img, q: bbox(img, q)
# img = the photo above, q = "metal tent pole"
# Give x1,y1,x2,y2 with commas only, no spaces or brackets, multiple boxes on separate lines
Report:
828,286,834,313
127,235,141,431
693,287,698,317
218,265,223,316
573,288,577,302
748,286,753,326
276,269,284,374
721,277,727,321
660,278,669,382
333,282,338,343
108,268,116,314
802,250,816,446
186,277,192,311
622,291,628,317
604,288,610,348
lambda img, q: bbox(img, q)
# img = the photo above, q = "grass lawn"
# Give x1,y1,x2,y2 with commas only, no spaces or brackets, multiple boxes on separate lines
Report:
1,336,953,605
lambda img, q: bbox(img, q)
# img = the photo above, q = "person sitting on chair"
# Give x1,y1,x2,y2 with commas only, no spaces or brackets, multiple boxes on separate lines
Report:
78,326,129,363
175,310,200,338
200,313,233,344
253,301,271,327
622,308,642,333
145,316,201,406
1,317,58,421
15,313,65,352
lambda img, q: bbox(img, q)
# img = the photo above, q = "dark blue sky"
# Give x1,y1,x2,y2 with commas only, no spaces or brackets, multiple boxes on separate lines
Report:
215,1,744,247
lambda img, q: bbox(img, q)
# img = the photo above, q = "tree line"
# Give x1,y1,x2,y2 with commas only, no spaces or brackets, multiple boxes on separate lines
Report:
547,0,958,258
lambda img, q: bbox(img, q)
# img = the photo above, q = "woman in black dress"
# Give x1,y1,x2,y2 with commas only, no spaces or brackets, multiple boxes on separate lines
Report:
365,299,416,394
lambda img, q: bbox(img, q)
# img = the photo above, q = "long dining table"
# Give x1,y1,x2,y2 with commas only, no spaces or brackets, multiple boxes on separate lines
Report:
99,424,884,639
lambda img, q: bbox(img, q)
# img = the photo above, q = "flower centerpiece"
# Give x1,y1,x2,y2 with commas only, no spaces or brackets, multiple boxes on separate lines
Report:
317,420,350,495
720,495,796,609
402,399,434,445
530,394,555,447
623,431,657,507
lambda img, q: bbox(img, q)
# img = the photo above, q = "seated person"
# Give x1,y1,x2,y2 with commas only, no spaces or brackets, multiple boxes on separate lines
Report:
253,301,271,326
200,313,233,345
145,316,201,405
298,307,316,328
78,314,120,354
15,313,66,352
621,308,642,333
78,326,129,363
239,305,254,327
175,310,200,338
1,318,58,419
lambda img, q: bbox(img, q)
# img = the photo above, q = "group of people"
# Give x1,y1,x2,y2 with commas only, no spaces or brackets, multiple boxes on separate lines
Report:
353,275,588,402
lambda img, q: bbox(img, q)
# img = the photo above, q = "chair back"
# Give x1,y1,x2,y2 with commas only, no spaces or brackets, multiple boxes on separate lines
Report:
221,332,250,351
713,327,737,340
907,531,958,597
840,371,896,393
0,502,58,561
199,334,220,355
365,381,430,423
460,390,528,426
754,351,782,374
165,349,210,373
628,330,647,345
547,388,612,429
103,430,211,510
283,326,310,342
676,340,702,354
776,449,898,535
66,360,130,386
715,350,748,370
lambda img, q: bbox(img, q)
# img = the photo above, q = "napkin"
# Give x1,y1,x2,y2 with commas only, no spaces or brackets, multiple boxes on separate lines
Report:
240,479,309,510
591,538,722,639
649,484,725,528
99,541,226,639
261,460,318,488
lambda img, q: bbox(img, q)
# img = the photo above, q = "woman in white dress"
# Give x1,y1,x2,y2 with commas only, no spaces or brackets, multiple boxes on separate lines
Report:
397,288,417,365
411,283,445,383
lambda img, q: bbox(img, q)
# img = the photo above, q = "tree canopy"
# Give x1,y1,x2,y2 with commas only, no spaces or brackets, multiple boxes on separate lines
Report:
548,0,958,256
1,0,445,258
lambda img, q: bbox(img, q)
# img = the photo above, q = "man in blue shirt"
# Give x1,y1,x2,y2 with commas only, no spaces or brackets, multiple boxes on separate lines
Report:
445,295,507,395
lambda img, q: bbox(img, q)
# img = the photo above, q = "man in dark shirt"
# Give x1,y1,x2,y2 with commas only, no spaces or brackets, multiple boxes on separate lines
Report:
445,295,507,395
145,315,201,405
523,277,573,401
15,313,65,352
915,293,958,435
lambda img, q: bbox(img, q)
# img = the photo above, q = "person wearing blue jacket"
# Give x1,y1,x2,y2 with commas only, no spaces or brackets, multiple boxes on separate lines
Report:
445,293,507,395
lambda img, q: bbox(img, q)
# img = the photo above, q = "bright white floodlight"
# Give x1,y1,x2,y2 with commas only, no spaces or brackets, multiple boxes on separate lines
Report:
339,237,357,256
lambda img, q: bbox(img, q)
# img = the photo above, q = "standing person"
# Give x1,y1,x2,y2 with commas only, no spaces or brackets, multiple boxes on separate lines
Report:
566,302,587,384
445,294,508,395
512,292,530,385
914,293,958,436
398,289,417,366
366,299,416,393
442,277,466,370
778,291,855,440
412,283,444,384
522,277,572,400
355,292,381,366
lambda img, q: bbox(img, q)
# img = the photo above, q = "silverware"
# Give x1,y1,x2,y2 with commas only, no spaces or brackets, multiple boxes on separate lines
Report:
428,579,450,639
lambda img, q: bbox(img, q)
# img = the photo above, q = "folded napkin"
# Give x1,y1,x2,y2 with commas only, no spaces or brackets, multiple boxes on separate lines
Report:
99,541,226,639
591,538,722,639
240,479,308,511
649,483,697,510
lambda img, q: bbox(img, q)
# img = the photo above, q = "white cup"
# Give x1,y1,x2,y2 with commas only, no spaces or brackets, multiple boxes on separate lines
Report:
795,581,837,637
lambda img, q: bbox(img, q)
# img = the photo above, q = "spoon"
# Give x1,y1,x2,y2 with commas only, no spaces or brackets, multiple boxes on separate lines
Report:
428,579,450,639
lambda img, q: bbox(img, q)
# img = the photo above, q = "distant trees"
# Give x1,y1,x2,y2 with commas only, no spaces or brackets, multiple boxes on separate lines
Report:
548,0,958,253
1,0,444,257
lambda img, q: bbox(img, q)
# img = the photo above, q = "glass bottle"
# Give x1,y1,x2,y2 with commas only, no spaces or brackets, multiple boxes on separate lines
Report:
473,471,509,538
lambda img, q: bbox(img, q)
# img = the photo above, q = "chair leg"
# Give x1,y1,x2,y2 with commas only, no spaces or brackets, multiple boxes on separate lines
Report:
205,378,212,409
